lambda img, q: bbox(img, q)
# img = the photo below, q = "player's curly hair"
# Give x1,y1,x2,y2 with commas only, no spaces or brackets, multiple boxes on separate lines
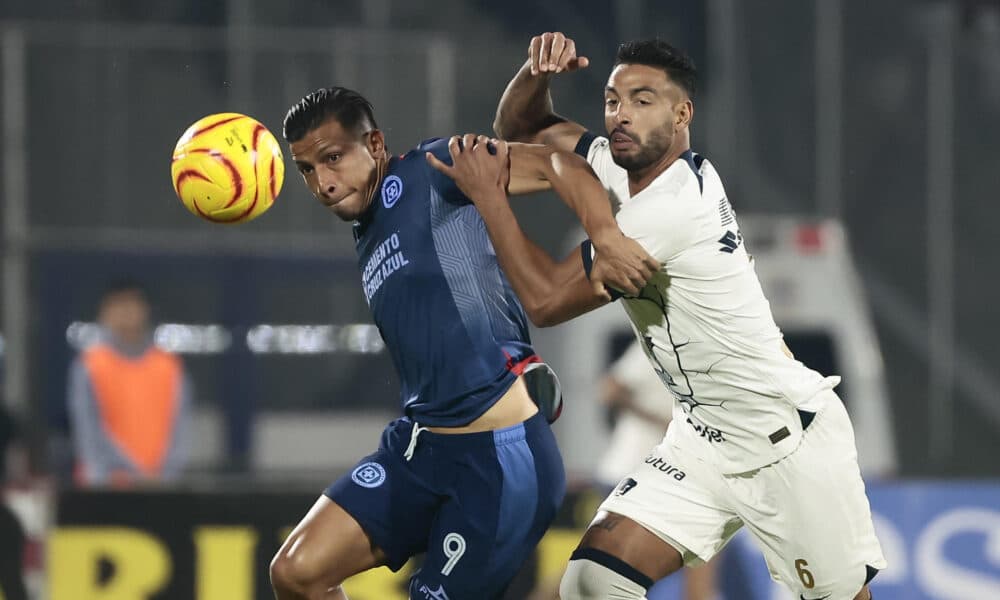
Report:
283,86,378,143
615,39,697,99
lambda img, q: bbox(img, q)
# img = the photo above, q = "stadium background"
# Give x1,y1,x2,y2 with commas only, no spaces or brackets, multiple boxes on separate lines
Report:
0,0,998,598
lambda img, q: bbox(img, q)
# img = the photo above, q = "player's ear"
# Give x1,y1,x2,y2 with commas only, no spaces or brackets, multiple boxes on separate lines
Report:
367,129,386,157
676,99,693,129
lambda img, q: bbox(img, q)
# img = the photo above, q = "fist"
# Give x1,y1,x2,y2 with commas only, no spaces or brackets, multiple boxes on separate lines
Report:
529,32,590,76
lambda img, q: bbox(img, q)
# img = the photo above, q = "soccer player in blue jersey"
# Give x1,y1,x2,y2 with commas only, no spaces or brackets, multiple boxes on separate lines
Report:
268,87,659,600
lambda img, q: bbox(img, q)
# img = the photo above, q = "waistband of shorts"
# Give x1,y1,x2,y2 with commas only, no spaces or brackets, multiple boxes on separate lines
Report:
403,410,547,449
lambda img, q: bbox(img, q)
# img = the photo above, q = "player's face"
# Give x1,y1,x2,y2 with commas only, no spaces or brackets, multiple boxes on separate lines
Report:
604,64,687,172
98,291,150,345
290,118,386,221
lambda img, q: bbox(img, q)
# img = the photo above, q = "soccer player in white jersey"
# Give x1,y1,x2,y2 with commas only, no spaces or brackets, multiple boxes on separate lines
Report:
427,34,886,600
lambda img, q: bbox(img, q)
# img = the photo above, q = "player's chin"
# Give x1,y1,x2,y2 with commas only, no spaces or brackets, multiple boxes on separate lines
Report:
610,146,636,160
610,150,645,171
328,196,365,221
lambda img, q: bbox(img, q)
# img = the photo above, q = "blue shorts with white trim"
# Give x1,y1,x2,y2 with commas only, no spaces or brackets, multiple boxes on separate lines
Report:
325,411,565,599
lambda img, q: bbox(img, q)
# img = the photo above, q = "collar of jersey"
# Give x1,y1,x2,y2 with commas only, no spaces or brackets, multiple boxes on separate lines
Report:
354,154,401,235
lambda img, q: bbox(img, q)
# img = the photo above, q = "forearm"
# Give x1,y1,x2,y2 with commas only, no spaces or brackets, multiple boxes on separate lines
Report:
630,404,672,429
545,151,620,247
161,374,192,479
494,60,565,142
476,191,562,310
475,189,605,326
508,144,619,244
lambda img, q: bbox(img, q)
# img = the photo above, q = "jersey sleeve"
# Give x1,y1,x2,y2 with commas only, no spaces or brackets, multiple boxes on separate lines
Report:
574,132,628,199
420,137,469,205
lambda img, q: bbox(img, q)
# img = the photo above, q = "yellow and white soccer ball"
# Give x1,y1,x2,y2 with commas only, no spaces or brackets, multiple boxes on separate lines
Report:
170,112,284,224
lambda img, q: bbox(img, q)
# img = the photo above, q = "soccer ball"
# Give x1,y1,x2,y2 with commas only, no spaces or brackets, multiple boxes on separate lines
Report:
170,113,285,224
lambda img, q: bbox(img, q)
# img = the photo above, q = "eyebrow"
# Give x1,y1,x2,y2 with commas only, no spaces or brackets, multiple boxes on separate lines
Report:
605,85,660,96
292,141,340,164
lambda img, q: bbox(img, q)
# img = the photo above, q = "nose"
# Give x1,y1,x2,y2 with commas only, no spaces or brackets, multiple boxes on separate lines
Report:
316,173,337,199
614,107,632,126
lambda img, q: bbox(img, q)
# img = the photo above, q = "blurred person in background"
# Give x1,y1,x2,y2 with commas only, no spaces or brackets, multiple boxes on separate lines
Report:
595,342,672,491
66,279,192,487
0,406,28,600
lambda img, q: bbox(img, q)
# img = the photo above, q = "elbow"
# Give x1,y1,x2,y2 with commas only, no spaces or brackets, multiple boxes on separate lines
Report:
527,310,559,329
492,115,511,139
550,148,591,175
524,300,563,328
493,114,536,143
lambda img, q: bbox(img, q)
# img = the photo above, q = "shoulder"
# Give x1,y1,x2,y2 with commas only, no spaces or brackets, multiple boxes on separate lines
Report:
572,131,607,161
148,348,183,371
80,344,113,369
411,137,470,205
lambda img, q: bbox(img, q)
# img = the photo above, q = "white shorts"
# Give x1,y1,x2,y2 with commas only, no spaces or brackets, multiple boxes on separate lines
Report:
597,393,886,599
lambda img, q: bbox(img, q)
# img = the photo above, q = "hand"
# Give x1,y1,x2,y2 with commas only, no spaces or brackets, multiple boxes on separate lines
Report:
599,376,633,410
426,134,510,204
529,32,590,76
590,235,659,296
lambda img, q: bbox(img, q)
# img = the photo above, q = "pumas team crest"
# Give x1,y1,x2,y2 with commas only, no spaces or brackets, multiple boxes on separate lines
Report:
382,175,403,208
351,462,386,488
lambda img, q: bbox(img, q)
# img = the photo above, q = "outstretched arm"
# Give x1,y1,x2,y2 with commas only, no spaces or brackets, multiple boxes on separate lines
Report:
494,32,590,151
428,135,624,326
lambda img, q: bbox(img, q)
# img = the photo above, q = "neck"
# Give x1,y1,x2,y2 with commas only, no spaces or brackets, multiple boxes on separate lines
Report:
103,329,151,357
361,155,389,214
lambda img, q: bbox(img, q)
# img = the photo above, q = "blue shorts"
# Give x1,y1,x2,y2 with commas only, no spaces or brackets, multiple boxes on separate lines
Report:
325,411,565,599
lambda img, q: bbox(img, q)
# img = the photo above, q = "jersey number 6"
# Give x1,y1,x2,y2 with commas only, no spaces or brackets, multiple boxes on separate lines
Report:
795,558,815,589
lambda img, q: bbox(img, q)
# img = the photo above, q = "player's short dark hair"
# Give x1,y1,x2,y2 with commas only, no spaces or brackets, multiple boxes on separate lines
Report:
101,278,147,300
98,278,148,309
283,87,378,143
615,39,697,99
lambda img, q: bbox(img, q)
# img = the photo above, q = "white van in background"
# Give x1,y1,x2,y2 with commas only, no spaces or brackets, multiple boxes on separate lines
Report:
536,215,898,480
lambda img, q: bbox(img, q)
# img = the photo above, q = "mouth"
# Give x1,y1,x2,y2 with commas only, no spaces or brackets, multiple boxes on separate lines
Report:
610,130,637,151
319,191,345,207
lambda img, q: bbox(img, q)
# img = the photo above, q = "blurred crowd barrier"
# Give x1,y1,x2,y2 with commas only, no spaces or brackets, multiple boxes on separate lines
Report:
22,481,997,599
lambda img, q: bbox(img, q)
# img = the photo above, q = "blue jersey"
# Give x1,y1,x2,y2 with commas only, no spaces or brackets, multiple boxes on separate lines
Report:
353,138,536,427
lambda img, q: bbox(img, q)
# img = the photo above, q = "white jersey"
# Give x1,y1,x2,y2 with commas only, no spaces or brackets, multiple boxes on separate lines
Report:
582,134,838,474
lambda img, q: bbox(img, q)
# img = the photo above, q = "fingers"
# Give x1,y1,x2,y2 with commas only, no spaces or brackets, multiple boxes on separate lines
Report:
537,33,552,74
485,136,509,161
529,35,542,75
626,270,646,292
425,151,450,175
615,272,641,296
529,33,583,75
497,139,509,161
549,34,565,72
591,278,613,303
591,260,639,297
492,137,511,187
555,39,585,73
463,134,478,156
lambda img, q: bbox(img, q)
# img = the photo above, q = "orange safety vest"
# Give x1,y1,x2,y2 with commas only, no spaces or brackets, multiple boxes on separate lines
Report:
81,343,183,477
